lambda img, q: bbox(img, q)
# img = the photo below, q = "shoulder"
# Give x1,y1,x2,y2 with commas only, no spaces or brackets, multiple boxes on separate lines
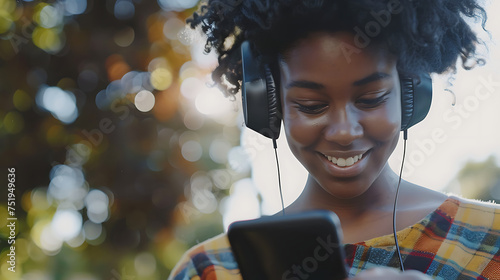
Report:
453,195,500,210
428,196,500,277
168,233,241,280
446,195,500,217
445,195,500,228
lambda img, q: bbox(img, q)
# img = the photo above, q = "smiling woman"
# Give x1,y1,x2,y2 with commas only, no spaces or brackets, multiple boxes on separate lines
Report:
279,32,402,201
168,1,499,280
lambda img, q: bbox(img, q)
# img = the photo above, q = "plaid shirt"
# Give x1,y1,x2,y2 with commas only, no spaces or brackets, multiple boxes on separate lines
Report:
169,196,500,279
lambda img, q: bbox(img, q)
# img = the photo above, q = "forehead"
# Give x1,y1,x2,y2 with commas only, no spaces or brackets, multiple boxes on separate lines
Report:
279,32,396,82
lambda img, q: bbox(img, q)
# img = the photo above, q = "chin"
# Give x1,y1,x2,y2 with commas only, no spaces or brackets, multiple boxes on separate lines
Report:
318,176,373,200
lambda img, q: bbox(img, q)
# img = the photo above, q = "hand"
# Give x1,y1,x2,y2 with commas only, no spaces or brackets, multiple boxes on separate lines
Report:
348,267,433,280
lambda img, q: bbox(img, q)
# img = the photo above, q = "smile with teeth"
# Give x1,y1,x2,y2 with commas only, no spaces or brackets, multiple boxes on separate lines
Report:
323,153,364,167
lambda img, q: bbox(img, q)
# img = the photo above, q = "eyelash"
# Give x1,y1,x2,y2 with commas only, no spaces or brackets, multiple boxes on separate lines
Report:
294,91,391,114
296,103,328,114
357,92,391,108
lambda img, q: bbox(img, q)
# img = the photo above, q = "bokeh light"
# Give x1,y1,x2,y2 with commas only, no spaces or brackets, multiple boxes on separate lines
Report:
66,230,86,248
32,26,64,53
63,0,87,15
35,4,63,28
181,140,202,162
0,0,16,13
209,138,231,164
183,109,204,130
36,86,78,124
150,67,173,91
3,111,24,134
163,18,185,40
157,0,198,12
31,219,63,255
134,90,155,112
51,208,83,241
180,77,203,100
106,54,131,81
189,172,218,214
13,89,32,111
48,165,86,201
113,26,135,47
0,9,13,34
84,189,109,224
83,220,102,241
114,0,135,20
30,188,50,211
121,71,143,93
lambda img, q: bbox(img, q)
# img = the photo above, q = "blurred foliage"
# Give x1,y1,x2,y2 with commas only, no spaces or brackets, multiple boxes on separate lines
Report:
0,0,244,279
445,156,500,203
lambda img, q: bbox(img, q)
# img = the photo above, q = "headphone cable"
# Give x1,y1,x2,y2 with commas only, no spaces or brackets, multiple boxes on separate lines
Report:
393,130,408,271
273,138,286,216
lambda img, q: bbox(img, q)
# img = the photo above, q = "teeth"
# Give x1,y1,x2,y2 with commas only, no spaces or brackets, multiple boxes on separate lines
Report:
324,153,365,167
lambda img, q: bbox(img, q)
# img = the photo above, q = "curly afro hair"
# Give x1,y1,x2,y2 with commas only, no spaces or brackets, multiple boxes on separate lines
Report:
187,0,487,96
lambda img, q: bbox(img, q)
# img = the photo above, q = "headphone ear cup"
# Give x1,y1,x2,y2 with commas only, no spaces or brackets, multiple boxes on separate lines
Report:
400,77,415,131
400,73,432,131
264,65,282,138
240,41,281,139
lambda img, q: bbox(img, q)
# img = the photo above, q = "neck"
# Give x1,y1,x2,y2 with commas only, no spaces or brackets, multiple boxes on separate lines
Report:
286,164,402,221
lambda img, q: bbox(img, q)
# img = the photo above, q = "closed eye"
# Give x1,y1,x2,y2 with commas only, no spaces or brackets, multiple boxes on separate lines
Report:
295,102,328,114
357,91,391,108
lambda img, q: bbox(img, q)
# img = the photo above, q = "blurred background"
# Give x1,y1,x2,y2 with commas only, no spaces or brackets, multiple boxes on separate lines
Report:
0,0,499,279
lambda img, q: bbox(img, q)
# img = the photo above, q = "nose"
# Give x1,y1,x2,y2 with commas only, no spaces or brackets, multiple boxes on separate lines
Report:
323,106,363,146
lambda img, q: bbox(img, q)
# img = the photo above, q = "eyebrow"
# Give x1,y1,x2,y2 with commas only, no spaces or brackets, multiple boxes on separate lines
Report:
352,72,391,86
285,72,391,90
285,80,325,90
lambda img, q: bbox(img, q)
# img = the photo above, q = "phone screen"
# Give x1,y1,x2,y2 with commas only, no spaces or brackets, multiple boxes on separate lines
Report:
228,210,348,280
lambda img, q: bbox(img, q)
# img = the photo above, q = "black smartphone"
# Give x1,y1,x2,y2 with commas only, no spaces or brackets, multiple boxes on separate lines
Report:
228,210,349,280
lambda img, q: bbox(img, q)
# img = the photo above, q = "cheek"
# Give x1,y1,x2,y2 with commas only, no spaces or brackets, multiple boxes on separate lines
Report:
363,99,401,142
283,111,322,151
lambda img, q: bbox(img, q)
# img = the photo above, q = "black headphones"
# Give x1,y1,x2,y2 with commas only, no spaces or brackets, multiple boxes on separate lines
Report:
240,41,432,140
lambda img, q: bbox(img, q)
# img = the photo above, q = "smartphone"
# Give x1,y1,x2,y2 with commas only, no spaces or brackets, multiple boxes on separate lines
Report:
228,210,348,280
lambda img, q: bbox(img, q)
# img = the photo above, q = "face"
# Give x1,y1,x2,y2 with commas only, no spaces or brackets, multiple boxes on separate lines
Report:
279,32,401,199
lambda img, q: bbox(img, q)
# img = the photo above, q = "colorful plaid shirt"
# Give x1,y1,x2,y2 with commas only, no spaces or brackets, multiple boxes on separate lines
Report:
169,196,500,279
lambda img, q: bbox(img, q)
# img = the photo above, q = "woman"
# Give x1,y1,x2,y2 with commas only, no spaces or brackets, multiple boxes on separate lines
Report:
169,1,498,279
